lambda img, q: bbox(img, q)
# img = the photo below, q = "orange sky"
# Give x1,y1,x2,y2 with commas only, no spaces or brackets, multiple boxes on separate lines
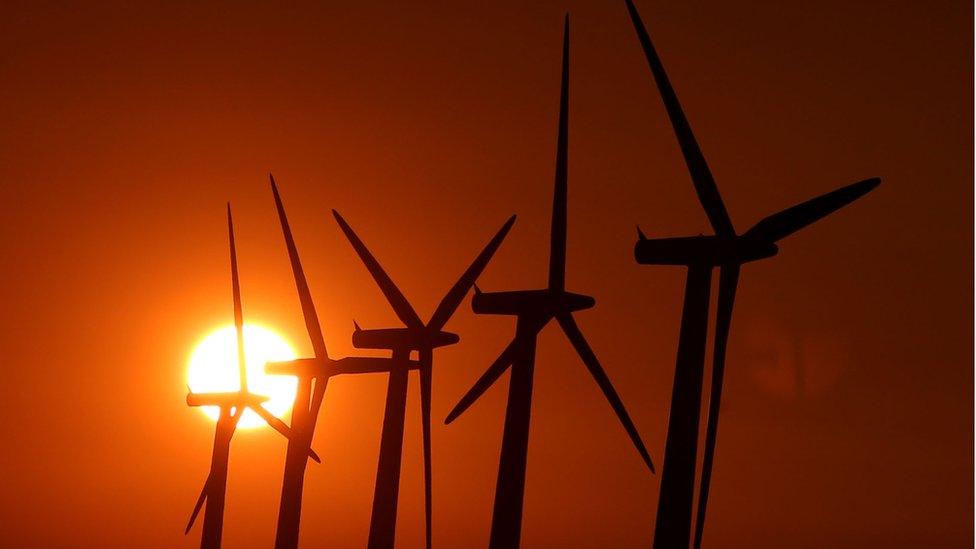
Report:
0,1,970,547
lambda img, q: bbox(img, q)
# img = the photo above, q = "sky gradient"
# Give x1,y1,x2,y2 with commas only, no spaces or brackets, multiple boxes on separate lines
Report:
0,0,970,547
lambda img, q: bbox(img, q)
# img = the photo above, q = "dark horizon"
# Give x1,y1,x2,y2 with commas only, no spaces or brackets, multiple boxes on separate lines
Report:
0,1,970,547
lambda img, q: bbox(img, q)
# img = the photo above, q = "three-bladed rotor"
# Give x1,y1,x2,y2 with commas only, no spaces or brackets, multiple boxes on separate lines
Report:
445,16,655,475
624,1,879,546
185,205,321,536
332,208,515,549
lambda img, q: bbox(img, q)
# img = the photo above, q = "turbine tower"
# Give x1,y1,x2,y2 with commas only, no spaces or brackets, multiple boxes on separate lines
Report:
331,210,515,549
623,1,880,547
444,17,655,549
264,177,329,549
184,205,320,549
263,177,422,549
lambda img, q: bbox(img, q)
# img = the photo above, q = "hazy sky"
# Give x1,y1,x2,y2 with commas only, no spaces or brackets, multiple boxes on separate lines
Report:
0,0,970,547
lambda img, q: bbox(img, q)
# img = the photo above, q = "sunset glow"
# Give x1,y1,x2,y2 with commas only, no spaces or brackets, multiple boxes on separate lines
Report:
187,324,298,429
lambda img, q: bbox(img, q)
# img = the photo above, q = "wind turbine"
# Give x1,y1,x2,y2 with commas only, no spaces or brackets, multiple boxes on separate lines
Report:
622,1,880,547
184,204,321,549
263,176,421,549
444,17,655,549
331,210,516,549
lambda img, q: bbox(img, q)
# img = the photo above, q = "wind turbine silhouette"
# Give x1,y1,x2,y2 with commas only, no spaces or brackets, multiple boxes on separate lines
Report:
623,1,880,547
444,17,655,549
184,205,321,549
262,176,422,549
331,210,515,549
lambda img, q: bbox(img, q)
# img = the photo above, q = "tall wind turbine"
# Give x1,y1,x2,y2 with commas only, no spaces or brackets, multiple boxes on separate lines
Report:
331,210,515,549
184,205,321,549
264,176,420,549
623,1,880,547
444,17,655,549
263,176,329,549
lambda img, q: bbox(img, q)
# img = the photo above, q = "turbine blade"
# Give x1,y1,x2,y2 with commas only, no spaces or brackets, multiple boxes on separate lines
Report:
332,210,424,329
270,175,329,362
185,474,210,534
548,15,570,291
250,404,321,463
228,204,248,393
428,215,516,331
444,338,519,424
556,313,655,473
743,177,880,243
694,264,740,549
307,376,330,428
623,0,735,237
419,351,434,549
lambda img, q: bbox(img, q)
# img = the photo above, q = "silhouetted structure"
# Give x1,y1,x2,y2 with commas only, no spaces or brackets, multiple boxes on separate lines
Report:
185,205,320,549
622,1,880,547
263,177,421,549
444,17,655,549
331,210,515,549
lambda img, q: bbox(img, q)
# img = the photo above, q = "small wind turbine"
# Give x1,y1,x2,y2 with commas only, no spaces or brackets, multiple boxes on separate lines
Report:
444,17,655,549
263,177,419,549
331,210,515,549
623,1,880,547
184,205,320,549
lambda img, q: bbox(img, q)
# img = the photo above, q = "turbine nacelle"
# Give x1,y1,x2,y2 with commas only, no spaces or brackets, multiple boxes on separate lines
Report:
472,288,595,317
265,356,422,378
634,235,778,266
186,390,269,409
352,327,460,352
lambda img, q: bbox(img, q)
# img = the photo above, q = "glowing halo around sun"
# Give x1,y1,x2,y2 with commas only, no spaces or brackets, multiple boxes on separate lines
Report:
187,324,298,429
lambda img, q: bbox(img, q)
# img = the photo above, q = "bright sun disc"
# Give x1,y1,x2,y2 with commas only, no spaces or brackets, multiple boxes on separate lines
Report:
187,324,298,429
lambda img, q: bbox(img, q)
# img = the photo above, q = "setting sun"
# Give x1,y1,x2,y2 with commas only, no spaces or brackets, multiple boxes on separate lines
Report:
187,324,298,429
